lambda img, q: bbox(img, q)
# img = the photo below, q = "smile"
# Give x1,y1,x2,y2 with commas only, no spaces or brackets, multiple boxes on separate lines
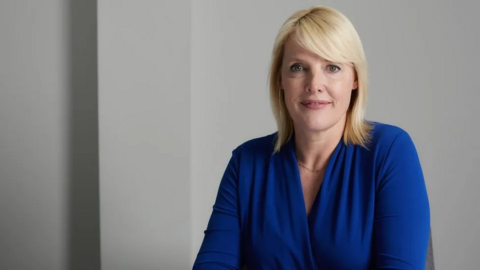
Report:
301,100,331,110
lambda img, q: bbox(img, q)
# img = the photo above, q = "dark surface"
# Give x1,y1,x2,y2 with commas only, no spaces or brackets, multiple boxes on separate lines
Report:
67,0,101,269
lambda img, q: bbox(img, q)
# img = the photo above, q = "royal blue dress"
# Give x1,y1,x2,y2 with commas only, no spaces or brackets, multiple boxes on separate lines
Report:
193,122,430,270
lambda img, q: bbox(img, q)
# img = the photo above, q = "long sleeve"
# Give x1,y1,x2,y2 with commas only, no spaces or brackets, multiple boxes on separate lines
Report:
373,130,431,269
193,150,243,270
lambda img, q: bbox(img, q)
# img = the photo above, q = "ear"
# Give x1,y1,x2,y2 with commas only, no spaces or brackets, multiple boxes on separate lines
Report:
352,79,358,90
352,70,358,90
279,75,284,90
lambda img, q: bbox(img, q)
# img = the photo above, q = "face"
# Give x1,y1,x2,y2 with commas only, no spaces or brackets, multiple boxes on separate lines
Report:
280,38,358,134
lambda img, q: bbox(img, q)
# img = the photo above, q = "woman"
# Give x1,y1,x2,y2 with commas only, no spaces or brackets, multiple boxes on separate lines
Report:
193,5,430,270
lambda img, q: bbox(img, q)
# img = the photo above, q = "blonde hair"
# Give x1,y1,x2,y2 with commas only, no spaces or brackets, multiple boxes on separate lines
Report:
269,6,372,153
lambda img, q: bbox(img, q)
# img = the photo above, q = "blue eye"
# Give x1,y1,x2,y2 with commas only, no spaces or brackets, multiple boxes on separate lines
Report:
290,64,304,72
326,65,341,73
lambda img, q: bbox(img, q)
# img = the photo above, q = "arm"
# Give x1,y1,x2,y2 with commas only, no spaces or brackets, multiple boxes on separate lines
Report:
193,150,243,270
373,131,431,269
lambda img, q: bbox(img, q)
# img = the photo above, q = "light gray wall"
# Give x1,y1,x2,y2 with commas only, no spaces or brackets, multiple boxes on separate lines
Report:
0,2,68,268
191,0,480,269
0,0,100,270
98,0,191,269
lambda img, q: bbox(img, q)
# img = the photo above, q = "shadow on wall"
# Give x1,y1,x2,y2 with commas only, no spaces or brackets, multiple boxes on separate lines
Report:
67,0,101,269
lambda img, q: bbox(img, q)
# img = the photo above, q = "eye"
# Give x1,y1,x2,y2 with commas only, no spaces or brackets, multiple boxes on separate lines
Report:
326,65,341,73
290,64,305,72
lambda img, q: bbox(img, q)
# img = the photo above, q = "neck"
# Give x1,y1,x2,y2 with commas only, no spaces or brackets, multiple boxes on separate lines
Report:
294,115,346,170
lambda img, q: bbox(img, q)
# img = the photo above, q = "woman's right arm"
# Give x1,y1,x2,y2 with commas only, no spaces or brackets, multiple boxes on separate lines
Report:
193,150,243,270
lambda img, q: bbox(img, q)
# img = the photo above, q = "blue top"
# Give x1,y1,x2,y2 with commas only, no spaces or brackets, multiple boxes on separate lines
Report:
193,122,430,270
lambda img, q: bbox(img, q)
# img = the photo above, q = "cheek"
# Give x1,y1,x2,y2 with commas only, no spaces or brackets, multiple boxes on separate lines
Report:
283,86,302,103
330,82,354,104
334,88,352,100
283,91,298,112
333,92,353,109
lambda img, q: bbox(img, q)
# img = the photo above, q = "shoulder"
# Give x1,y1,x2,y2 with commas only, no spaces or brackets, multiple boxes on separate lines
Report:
367,122,421,176
368,121,415,151
227,133,277,181
232,132,277,159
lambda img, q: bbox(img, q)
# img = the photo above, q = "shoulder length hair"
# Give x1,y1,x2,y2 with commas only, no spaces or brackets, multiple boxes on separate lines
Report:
269,6,372,153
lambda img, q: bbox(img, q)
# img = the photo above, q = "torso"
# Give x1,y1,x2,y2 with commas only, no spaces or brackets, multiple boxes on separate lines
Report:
235,123,415,269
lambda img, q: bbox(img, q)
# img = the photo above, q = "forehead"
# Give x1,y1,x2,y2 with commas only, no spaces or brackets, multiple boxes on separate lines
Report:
282,37,328,62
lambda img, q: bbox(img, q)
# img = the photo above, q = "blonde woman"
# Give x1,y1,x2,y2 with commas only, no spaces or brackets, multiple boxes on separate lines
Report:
194,6,430,270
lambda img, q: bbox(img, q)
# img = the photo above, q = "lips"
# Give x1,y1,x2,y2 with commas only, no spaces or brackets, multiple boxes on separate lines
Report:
300,99,331,110
301,100,331,105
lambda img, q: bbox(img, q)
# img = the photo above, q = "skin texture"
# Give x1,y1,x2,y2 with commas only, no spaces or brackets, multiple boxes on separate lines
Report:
279,38,358,214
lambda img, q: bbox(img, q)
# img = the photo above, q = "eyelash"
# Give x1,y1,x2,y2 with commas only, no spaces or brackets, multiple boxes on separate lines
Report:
290,64,341,73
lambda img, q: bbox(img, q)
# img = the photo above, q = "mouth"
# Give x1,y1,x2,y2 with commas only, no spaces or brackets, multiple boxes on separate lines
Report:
300,100,331,109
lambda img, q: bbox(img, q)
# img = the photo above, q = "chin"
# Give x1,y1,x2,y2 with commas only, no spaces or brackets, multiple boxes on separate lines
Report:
298,122,331,133
308,126,330,133
291,113,343,134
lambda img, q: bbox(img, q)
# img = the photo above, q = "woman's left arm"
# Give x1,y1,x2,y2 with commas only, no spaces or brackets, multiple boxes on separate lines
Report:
373,130,431,269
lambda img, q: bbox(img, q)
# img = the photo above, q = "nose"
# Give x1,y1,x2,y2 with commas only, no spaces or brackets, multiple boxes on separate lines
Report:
306,70,327,93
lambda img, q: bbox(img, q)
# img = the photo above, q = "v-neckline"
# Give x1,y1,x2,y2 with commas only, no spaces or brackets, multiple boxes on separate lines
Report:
285,135,343,224
280,135,343,270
